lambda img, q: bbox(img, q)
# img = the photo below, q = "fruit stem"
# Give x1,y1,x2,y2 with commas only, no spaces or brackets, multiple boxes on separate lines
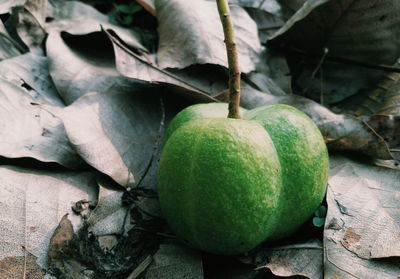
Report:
216,0,241,119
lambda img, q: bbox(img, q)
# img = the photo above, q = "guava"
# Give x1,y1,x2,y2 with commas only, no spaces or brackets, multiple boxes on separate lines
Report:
157,103,329,255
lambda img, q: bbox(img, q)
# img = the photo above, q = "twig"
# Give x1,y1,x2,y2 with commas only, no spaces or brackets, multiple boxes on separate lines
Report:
216,0,241,119
22,246,27,279
126,255,153,279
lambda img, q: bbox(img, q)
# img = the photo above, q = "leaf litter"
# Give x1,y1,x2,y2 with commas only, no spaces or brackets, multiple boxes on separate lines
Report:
0,0,399,278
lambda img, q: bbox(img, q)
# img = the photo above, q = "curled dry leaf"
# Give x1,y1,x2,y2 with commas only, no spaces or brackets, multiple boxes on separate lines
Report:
326,157,400,260
271,0,400,104
46,1,146,50
155,0,262,73
252,240,323,279
246,47,292,95
350,72,400,116
105,29,217,103
231,0,281,13
235,0,288,43
365,114,400,160
0,21,24,60
325,156,400,278
10,2,46,54
47,214,74,269
0,0,26,14
45,1,149,105
46,31,122,104
87,177,127,236
75,196,165,277
0,53,83,168
52,87,164,188
0,166,97,270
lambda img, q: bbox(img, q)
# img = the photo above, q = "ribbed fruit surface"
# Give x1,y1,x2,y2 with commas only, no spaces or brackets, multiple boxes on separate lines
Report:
157,103,329,255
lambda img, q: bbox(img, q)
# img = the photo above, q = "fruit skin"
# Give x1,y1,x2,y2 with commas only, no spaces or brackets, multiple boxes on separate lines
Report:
157,103,329,255
158,118,282,255
164,103,247,142
244,104,329,238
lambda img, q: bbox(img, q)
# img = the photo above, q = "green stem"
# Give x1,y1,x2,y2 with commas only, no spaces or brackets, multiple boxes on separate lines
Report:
216,0,241,119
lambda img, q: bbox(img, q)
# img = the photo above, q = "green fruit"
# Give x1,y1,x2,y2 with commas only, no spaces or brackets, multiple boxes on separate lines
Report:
164,103,247,141
157,103,329,255
245,104,329,239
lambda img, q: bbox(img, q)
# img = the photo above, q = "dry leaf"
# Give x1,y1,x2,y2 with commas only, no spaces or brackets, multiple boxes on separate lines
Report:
271,0,400,104
0,53,83,168
0,253,45,279
0,0,26,13
0,166,97,269
327,157,400,259
155,0,261,73
255,240,323,279
87,178,127,236
53,88,164,188
0,21,24,60
145,242,203,279
47,214,74,268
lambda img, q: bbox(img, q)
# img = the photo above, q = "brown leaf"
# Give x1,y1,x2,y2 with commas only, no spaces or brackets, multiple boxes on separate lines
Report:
271,0,400,104
136,0,156,16
47,214,91,278
353,72,400,116
48,214,74,268
325,156,400,278
241,240,323,279
0,253,44,279
104,28,218,103
155,0,261,73
365,114,400,159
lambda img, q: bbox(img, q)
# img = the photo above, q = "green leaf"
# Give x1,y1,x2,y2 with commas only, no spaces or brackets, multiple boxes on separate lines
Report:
115,4,142,15
314,205,327,218
121,15,134,25
312,217,325,228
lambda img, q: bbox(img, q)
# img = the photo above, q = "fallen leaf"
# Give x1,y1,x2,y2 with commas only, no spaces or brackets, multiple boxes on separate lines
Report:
46,1,146,50
10,1,47,54
87,177,127,236
246,47,291,95
343,71,400,116
145,242,203,279
232,0,281,13
327,157,400,259
47,214,74,268
155,0,262,73
53,87,164,188
0,21,24,60
0,0,26,14
0,166,98,269
45,1,148,105
46,30,126,104
75,195,165,277
0,53,83,168
255,240,323,279
235,0,287,43
0,252,45,279
271,0,400,104
106,28,218,102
